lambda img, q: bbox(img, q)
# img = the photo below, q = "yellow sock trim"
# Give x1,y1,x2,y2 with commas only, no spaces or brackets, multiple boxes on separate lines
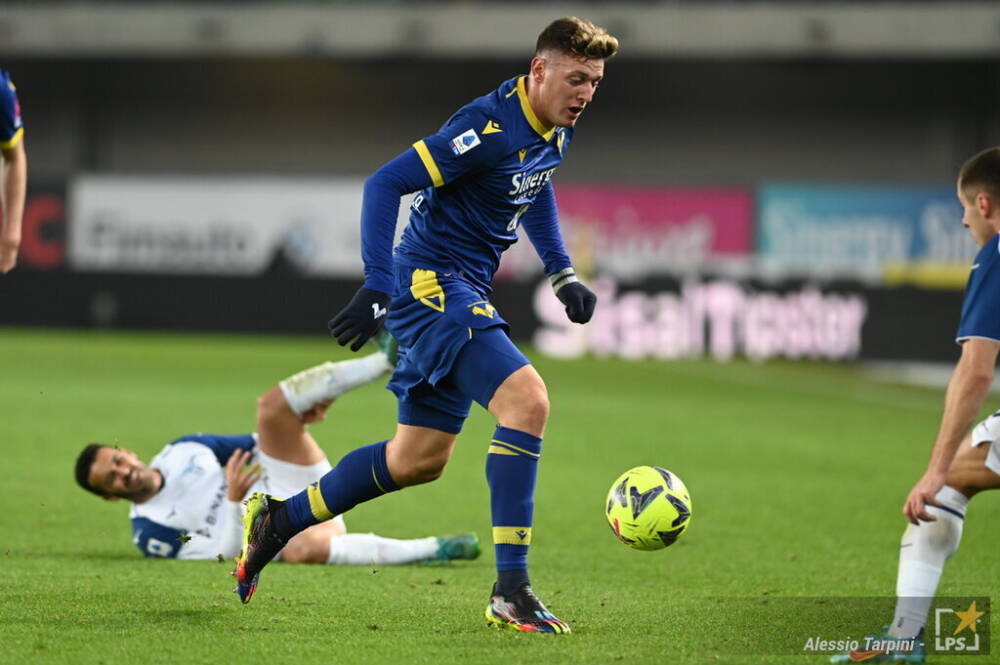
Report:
306,483,334,521
490,439,540,458
487,444,518,456
493,526,532,545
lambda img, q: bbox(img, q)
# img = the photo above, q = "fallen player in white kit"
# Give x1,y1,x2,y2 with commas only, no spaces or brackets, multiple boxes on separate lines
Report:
73,335,480,566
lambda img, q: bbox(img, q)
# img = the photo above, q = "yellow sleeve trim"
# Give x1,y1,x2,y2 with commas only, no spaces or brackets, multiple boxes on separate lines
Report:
413,140,445,188
0,127,23,151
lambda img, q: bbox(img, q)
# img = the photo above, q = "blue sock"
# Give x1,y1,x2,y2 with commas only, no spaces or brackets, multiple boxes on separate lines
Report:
282,440,400,536
486,426,541,596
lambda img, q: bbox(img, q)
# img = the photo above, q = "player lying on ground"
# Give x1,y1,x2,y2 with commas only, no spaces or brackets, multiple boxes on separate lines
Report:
73,342,480,565
233,17,618,634
832,147,1000,664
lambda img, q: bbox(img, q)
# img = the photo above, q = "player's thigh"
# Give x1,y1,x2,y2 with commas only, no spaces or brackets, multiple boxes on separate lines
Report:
255,387,326,466
253,449,332,499
451,327,535,411
946,435,1000,498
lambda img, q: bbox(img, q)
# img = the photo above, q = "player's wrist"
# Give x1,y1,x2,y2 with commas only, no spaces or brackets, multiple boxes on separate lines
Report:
549,267,579,295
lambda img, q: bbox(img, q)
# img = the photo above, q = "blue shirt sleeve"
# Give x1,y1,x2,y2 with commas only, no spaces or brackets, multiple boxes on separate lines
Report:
360,148,434,294
956,237,1000,343
131,517,184,558
411,107,509,187
0,70,24,149
168,433,256,466
520,183,572,277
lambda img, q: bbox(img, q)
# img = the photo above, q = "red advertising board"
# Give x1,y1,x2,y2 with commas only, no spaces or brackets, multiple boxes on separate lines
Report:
498,185,753,281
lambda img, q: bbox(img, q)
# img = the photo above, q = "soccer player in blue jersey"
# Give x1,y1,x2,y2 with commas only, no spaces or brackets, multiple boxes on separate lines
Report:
832,148,1000,664
0,69,26,274
234,17,618,633
74,347,480,565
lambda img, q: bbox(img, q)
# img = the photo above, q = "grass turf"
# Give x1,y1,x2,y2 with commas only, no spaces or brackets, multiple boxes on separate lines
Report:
1,327,998,665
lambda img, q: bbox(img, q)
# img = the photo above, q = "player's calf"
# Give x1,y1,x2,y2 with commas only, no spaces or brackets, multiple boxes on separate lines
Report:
385,425,457,487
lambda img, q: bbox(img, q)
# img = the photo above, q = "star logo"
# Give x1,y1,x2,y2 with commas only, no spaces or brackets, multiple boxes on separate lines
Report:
952,601,985,635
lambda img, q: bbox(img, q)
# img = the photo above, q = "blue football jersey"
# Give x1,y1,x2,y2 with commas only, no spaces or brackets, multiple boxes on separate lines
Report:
0,70,23,150
394,75,572,293
956,234,1000,343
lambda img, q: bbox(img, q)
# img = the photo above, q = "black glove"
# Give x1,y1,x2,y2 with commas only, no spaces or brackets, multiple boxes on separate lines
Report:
556,281,597,324
328,287,392,351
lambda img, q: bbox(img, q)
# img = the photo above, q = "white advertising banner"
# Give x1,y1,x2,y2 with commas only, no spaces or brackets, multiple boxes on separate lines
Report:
68,175,410,276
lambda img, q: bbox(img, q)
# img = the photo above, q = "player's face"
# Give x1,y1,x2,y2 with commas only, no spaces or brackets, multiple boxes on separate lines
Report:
957,182,995,246
533,51,604,128
87,446,158,501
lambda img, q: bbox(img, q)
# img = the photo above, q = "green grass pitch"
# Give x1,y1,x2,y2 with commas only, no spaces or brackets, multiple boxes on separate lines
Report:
1,327,998,665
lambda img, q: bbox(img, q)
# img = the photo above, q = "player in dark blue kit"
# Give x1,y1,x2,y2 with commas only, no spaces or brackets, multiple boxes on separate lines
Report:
234,17,618,633
832,148,1000,664
0,69,26,274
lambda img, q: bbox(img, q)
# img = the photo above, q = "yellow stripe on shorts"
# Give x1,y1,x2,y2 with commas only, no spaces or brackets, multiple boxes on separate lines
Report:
306,483,334,521
493,526,532,546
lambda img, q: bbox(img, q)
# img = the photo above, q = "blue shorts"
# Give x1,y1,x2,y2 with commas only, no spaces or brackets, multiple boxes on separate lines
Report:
386,265,530,434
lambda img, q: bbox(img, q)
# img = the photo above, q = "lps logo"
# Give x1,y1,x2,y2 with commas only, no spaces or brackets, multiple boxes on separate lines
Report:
934,600,988,653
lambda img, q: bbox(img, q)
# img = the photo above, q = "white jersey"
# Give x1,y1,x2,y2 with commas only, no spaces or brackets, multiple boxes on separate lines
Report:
129,434,256,560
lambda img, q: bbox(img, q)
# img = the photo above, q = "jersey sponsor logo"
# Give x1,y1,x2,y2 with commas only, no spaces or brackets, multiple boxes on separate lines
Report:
509,167,557,199
482,120,503,135
449,128,481,156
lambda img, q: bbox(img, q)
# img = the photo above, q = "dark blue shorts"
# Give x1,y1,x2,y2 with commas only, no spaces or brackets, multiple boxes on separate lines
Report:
386,265,530,434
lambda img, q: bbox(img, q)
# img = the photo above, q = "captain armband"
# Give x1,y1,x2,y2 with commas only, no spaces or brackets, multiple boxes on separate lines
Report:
549,267,580,295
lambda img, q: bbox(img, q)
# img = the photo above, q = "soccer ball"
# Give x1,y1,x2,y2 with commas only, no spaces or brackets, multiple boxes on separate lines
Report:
605,466,692,551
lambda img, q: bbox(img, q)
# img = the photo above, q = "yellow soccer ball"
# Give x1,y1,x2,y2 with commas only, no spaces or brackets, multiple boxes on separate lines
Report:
605,466,692,551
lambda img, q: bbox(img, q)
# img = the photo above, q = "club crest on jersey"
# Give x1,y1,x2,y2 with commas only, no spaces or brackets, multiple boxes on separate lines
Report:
450,129,481,156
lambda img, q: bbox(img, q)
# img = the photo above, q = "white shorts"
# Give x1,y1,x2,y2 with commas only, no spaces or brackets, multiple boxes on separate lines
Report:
970,411,1000,476
251,448,346,531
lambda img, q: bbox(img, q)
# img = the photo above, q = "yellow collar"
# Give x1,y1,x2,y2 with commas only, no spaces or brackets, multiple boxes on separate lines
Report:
515,76,556,142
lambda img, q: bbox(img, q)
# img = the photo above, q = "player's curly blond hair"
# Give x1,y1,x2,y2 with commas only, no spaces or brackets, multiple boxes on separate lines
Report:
536,17,619,60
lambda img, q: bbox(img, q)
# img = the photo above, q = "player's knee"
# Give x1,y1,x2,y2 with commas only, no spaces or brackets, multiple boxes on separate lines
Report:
492,373,549,433
519,384,550,431
256,387,289,424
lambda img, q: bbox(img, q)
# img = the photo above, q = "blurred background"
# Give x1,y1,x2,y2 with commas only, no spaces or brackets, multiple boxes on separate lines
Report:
3,1,998,369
